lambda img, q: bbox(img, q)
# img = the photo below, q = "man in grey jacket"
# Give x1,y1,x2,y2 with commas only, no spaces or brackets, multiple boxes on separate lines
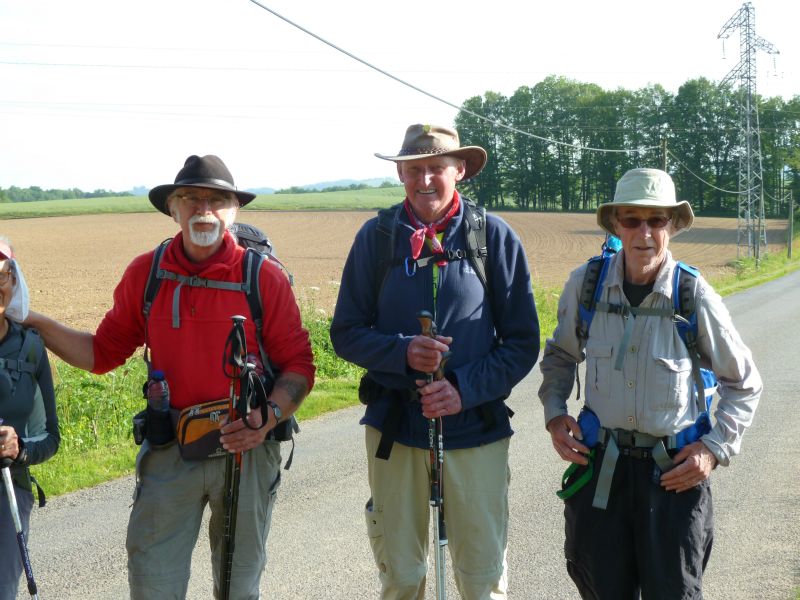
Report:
539,168,762,599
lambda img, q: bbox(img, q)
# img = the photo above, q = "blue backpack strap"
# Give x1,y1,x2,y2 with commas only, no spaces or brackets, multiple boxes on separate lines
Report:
573,255,611,402
673,262,715,416
577,255,611,341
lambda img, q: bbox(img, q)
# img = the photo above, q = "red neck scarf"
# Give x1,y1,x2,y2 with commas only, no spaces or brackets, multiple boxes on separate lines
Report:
404,192,460,264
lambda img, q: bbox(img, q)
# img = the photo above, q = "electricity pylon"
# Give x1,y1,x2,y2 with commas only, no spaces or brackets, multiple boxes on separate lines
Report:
718,2,779,263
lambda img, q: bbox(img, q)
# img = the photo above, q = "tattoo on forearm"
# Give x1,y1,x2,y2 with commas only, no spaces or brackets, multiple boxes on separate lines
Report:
276,378,307,405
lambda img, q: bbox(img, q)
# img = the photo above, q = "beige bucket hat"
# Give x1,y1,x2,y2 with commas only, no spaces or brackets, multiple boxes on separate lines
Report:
597,168,694,237
375,124,487,180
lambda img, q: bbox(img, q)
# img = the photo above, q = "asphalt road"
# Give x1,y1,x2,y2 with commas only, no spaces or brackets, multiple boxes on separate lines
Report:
16,270,800,599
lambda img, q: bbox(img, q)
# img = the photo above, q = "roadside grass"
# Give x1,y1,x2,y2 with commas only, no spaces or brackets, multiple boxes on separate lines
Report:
26,230,799,497
713,246,800,296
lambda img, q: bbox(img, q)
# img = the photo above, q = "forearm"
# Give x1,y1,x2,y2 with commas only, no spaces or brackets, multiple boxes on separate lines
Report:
269,371,310,421
26,310,94,371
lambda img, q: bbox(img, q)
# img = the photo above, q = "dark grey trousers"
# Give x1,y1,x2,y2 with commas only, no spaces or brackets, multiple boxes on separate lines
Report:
562,446,714,600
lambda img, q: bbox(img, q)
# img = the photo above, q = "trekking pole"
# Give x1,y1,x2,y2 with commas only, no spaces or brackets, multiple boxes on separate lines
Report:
416,311,451,600
0,419,40,599
219,315,250,600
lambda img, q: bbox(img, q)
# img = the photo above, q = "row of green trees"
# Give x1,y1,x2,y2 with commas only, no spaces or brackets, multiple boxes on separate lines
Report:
0,186,133,203
276,180,396,194
455,76,799,217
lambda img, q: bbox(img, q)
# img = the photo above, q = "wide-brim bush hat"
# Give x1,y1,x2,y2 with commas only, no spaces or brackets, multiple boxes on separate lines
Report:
597,168,694,237
375,124,487,180
149,154,256,216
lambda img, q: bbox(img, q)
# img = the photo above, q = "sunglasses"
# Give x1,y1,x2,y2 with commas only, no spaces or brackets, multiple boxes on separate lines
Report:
617,215,671,230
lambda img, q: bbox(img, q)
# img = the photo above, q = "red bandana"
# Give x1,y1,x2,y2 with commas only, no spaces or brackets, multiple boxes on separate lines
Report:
404,192,460,266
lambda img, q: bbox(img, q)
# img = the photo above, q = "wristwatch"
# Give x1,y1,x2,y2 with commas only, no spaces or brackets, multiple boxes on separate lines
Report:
267,401,282,423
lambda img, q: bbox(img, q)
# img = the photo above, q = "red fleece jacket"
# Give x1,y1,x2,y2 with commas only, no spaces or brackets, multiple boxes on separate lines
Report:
92,231,315,410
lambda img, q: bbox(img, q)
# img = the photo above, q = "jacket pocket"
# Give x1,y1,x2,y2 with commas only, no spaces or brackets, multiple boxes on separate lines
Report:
651,356,692,410
585,343,613,401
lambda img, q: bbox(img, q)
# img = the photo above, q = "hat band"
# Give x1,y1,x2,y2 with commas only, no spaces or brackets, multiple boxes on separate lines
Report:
175,177,237,191
398,146,455,156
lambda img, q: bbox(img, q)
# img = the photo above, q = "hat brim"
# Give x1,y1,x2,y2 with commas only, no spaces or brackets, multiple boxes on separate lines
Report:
374,146,487,181
596,199,695,238
148,183,256,216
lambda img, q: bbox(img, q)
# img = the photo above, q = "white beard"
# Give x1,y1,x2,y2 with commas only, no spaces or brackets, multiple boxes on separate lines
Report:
187,214,224,247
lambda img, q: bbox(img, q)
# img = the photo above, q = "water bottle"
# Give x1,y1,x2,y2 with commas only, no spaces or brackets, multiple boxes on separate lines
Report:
146,370,170,413
144,370,174,445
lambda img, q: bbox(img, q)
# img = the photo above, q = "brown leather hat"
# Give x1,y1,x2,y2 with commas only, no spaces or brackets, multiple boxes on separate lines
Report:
375,124,487,180
148,155,256,216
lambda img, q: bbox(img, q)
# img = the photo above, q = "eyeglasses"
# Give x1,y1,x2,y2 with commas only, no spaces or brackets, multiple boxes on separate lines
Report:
0,269,14,285
172,193,235,210
617,215,671,230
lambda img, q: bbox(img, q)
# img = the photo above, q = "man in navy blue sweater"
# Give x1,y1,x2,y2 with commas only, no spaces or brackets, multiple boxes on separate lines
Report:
330,124,540,599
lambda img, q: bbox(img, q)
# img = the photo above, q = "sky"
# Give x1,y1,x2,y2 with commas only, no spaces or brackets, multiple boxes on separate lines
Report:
1,0,797,193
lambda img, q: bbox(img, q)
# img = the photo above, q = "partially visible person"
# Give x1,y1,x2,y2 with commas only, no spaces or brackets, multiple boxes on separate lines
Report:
26,155,315,599
539,168,763,599
331,124,540,599
0,237,59,600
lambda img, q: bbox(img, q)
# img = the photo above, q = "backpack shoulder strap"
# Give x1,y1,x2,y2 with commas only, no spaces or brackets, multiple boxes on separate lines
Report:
143,239,171,319
0,324,42,377
372,203,402,315
673,261,700,328
241,247,270,373
577,255,611,341
461,199,489,294
672,262,709,414
19,327,43,372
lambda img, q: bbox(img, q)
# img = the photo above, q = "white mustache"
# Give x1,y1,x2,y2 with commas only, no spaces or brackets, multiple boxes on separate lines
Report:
190,215,219,226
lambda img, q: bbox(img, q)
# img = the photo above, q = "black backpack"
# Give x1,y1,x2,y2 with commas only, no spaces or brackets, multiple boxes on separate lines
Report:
141,223,299,456
373,199,491,314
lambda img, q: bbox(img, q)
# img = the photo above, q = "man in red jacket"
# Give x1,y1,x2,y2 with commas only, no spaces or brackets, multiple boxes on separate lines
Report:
27,155,315,599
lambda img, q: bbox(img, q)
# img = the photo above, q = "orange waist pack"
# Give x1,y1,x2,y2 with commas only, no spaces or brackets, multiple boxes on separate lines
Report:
171,399,229,460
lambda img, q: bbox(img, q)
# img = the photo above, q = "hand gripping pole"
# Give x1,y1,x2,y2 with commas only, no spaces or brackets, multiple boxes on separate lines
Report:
416,311,450,600
219,315,250,600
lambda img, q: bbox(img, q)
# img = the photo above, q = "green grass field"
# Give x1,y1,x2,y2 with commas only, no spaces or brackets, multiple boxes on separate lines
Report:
0,187,406,218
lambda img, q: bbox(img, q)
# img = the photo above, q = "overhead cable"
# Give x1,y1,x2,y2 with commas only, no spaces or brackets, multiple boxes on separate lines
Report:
247,0,660,155
667,150,753,195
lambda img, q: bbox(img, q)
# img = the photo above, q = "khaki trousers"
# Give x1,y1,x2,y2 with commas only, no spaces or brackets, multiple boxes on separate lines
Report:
365,426,510,600
126,440,281,600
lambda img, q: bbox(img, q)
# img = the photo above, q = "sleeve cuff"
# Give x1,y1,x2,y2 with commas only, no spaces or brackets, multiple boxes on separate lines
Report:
14,438,28,466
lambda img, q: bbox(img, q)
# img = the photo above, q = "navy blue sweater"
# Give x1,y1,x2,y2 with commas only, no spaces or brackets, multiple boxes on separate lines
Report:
330,198,540,449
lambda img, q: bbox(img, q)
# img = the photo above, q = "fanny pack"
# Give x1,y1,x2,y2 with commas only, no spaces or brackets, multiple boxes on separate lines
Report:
171,399,229,461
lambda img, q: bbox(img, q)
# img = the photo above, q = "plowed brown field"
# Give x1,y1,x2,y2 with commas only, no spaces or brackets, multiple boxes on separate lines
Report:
1,212,789,331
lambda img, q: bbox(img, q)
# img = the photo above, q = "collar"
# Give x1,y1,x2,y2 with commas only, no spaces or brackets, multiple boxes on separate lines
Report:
606,249,677,301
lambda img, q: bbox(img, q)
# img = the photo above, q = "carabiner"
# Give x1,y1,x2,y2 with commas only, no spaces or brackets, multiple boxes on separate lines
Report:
404,257,417,277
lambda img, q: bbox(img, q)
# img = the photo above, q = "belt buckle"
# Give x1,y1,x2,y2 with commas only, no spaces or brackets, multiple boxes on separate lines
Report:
615,429,634,447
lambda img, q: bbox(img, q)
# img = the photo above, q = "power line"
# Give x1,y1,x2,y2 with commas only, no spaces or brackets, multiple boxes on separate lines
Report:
667,150,751,195
246,0,660,155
